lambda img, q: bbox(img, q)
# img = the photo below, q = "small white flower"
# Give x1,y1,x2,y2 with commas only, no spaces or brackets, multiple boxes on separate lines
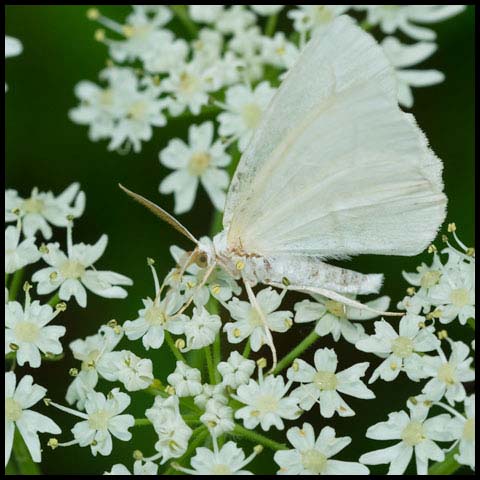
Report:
449,394,475,470
200,401,235,436
233,370,301,431
5,184,85,239
174,435,260,475
32,225,132,307
145,395,192,463
191,28,224,67
218,81,276,152
101,350,154,392
357,5,466,41
5,225,40,273
294,295,390,345
163,61,219,116
102,6,173,65
167,361,203,397
104,460,158,475
360,403,455,475
52,388,134,456
287,347,374,418
123,263,186,349
217,351,256,389
228,27,265,81
183,306,221,351
159,121,231,214
428,269,475,325
274,423,369,475
70,67,167,153
189,5,225,24
224,287,292,352
251,5,284,17
66,325,123,409
5,35,22,92
381,37,444,108
288,5,351,34
421,340,475,405
355,314,440,383
261,32,299,70
215,5,256,35
194,383,228,410
5,372,61,466
5,296,66,368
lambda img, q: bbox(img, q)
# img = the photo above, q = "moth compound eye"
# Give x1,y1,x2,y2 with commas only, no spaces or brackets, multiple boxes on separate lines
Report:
196,253,208,268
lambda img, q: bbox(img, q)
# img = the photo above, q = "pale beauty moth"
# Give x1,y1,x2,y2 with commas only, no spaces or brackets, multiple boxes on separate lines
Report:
120,17,447,369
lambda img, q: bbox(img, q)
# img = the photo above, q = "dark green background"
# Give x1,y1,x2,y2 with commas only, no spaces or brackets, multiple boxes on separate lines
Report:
5,5,474,475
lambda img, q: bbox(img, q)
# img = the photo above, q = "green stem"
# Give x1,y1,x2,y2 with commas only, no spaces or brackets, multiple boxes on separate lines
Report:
8,269,24,301
204,345,216,384
428,446,460,475
11,429,41,474
134,418,151,427
165,331,187,363
232,424,287,451
242,340,251,358
47,292,60,307
273,328,319,375
265,14,278,36
170,5,198,38
164,426,209,474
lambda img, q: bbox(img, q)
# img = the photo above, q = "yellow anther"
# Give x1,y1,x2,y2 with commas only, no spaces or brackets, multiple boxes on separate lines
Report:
49,271,58,281
43,397,52,406
253,445,263,454
437,330,448,340
9,343,19,351
447,223,456,232
426,308,442,320
66,214,75,222
441,234,448,243
409,396,418,405
236,260,245,271
94,29,106,42
23,281,32,293
165,385,176,395
39,243,49,254
47,438,59,449
175,338,186,350
427,244,437,254
55,302,67,312
282,276,290,286
147,257,155,266
256,357,267,369
250,410,260,417
69,368,78,377
86,8,100,20
390,362,398,371
292,360,299,372
233,328,241,338
133,449,143,460
466,247,475,257
12,207,21,215
107,319,118,328
406,287,416,296
186,281,196,289
285,318,293,328
211,284,221,295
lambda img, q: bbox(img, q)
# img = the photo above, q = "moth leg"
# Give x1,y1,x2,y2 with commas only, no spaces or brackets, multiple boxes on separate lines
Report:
172,262,217,318
266,281,403,317
243,280,278,371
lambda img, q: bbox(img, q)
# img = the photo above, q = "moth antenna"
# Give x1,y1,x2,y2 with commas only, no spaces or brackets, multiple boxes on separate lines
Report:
119,184,199,245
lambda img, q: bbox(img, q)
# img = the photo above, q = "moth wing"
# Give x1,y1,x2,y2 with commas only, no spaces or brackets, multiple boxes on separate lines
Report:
223,16,446,259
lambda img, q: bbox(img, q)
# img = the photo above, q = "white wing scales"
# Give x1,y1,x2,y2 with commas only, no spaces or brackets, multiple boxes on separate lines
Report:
223,17,446,260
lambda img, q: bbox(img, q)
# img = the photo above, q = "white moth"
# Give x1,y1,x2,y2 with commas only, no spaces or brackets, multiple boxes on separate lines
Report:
120,17,447,367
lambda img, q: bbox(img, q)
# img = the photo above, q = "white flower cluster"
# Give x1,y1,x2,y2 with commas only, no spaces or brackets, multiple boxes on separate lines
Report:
4,184,134,466
70,5,465,215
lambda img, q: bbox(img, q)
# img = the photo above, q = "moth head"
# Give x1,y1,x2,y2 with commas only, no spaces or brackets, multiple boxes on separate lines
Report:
194,237,216,268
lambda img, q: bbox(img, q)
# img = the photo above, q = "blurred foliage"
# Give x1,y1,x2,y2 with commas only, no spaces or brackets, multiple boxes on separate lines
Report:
5,5,474,475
